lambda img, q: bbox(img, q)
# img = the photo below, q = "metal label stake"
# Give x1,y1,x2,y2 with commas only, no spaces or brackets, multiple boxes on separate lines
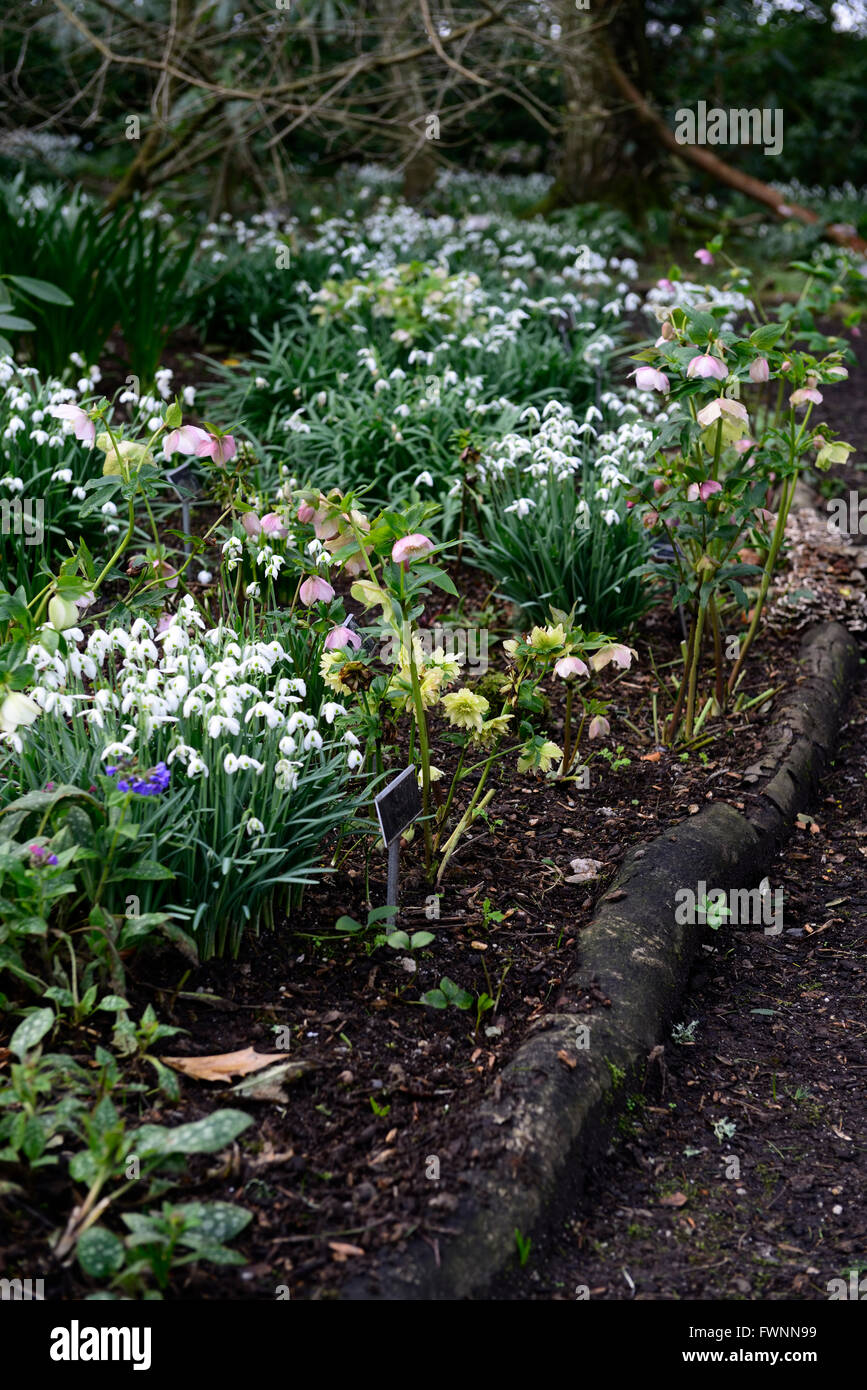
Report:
166,460,203,559
374,766,422,926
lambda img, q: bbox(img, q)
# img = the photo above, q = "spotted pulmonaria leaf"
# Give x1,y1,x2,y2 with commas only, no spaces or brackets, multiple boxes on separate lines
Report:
77,1226,125,1278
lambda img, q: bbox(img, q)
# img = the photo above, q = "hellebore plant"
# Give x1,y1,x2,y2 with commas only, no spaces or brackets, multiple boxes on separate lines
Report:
631,257,853,741
287,489,628,882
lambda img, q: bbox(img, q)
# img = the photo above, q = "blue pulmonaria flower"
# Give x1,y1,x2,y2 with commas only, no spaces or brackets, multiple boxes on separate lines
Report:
105,766,117,776
128,761,171,797
46,853,59,866
117,779,131,792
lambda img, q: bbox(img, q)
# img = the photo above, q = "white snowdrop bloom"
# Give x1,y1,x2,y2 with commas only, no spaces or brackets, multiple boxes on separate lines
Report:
275,759,300,792
183,385,196,406
504,497,535,518
245,817,266,838
101,741,135,762
197,570,213,585
167,742,194,765
208,713,241,738
245,701,282,728
347,748,363,771
30,429,50,446
72,485,86,500
1,475,24,492
101,500,118,517
237,755,265,774
93,687,117,711
245,581,261,599
393,403,410,418
322,701,346,724
602,509,620,526
130,618,154,640
303,729,323,752
78,706,105,729
5,416,26,436
414,471,433,488
342,730,360,747
278,734,297,757
284,409,311,434
264,554,285,580
286,710,316,736
187,751,209,778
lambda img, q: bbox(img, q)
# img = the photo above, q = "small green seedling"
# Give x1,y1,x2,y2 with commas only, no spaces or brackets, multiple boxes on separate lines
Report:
378,930,435,952
514,1227,532,1267
334,905,398,935
420,977,472,1011
369,1096,391,1118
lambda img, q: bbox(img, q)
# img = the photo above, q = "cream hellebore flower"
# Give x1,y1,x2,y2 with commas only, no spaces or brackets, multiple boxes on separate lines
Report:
48,595,79,631
528,623,568,655
441,688,489,731
0,690,41,735
472,713,512,747
517,739,562,774
96,432,154,477
349,579,395,626
588,715,611,739
696,396,749,445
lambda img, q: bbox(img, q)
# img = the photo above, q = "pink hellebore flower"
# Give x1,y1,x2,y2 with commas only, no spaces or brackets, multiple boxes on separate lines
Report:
653,477,668,495
687,353,727,380
734,437,758,455
392,533,435,565
588,715,611,739
789,387,823,407
694,248,714,266
657,278,675,292
242,512,262,538
196,433,236,464
554,656,589,680
632,366,670,394
260,512,288,538
749,358,770,383
74,590,96,611
297,501,316,524
299,576,335,605
163,425,209,458
699,480,723,501
52,404,96,447
152,559,178,591
590,644,635,673
324,625,362,652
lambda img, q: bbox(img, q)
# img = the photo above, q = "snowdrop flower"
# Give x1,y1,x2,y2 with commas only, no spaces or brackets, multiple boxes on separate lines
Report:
245,817,266,838
322,701,346,724
414,470,434,487
275,759,300,792
347,748,363,771
303,729,323,752
504,497,535,518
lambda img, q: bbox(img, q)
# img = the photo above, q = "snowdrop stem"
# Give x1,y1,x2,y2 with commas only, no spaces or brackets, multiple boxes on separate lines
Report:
93,496,137,594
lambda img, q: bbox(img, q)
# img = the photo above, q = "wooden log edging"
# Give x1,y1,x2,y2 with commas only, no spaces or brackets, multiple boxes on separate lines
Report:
342,621,860,1300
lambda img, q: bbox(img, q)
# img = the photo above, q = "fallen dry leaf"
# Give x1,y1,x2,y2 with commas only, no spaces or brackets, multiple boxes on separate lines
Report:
641,751,662,762
230,1058,316,1101
557,1050,577,1070
658,1191,689,1208
161,1047,285,1082
328,1242,365,1261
